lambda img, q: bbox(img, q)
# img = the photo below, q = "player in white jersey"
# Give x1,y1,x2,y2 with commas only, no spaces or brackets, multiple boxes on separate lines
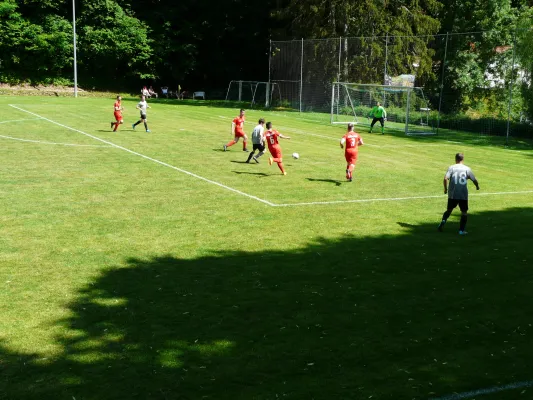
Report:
246,118,266,163
438,153,480,235
132,95,151,132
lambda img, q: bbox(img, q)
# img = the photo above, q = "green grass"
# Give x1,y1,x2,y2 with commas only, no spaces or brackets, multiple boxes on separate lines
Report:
1,96,533,400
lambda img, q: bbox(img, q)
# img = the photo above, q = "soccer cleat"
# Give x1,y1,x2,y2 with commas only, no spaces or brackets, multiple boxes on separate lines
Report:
110,122,114,129
459,230,468,235
132,123,136,130
223,145,227,152
243,148,249,152
437,220,446,232
253,156,259,163
268,157,273,166
348,178,353,182
282,171,287,176
146,130,151,133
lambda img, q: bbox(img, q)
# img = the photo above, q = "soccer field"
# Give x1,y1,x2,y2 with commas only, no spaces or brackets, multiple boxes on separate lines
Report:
1,96,533,400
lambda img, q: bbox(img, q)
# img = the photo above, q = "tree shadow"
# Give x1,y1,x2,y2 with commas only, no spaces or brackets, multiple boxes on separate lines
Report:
306,178,343,186
2,207,533,400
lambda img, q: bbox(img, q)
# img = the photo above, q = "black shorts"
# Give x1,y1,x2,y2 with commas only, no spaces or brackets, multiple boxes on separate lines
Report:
447,198,468,212
371,117,384,127
252,143,265,152
140,113,147,120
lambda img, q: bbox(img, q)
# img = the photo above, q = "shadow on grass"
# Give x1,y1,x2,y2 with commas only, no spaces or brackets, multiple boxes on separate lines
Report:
306,178,344,186
232,171,269,177
2,207,533,400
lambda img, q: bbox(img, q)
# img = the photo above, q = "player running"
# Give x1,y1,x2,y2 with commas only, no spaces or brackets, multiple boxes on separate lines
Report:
110,95,124,132
246,118,266,163
224,109,248,152
438,153,480,235
340,123,364,182
368,102,387,134
265,122,291,175
132,95,151,132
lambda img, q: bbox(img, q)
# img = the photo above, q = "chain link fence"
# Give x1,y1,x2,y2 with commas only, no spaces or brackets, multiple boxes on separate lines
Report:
270,31,533,142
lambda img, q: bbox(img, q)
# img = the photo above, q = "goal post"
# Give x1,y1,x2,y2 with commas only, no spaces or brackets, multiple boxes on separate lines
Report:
225,80,281,108
331,82,435,135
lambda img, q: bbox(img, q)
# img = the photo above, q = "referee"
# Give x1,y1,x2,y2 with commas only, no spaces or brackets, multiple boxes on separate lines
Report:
246,118,266,163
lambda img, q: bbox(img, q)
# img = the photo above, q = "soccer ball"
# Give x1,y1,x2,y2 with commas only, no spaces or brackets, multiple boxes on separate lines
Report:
292,152,300,159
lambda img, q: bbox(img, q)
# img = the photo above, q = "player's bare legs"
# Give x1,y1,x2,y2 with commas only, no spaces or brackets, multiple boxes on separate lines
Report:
346,163,355,181
242,135,249,152
225,137,239,150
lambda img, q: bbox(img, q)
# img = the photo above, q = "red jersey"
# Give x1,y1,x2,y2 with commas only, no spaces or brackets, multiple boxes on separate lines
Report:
265,129,281,149
114,101,122,113
342,131,363,151
233,116,245,132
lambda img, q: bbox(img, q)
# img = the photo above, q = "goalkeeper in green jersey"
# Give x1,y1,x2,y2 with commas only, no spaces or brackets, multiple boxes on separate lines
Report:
368,102,387,134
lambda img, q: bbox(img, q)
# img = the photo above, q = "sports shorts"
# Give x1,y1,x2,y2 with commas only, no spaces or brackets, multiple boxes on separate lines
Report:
252,143,265,152
447,198,468,212
345,150,358,164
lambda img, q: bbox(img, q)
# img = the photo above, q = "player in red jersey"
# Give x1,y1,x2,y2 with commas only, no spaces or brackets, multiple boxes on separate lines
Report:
224,109,249,152
265,122,291,175
340,123,364,182
110,95,124,132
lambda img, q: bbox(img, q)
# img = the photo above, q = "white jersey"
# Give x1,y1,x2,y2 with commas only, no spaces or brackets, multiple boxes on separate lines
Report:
445,163,476,200
137,101,148,114
251,124,265,144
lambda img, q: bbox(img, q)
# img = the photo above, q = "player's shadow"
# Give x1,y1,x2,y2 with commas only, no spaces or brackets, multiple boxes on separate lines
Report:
306,177,343,186
2,207,533,400
232,170,269,177
230,160,252,164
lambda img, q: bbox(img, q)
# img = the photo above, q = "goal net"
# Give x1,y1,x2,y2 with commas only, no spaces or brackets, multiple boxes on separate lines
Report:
225,80,281,108
331,82,435,135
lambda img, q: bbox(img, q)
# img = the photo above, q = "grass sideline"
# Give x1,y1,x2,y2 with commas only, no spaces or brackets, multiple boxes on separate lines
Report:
1,96,533,400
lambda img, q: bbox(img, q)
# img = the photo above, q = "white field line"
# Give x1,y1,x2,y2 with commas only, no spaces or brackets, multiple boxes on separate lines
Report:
430,380,533,400
0,134,112,147
275,190,533,207
9,104,276,207
0,118,43,124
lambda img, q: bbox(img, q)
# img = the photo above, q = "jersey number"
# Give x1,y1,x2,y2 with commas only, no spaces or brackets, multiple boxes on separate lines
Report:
453,172,468,185
350,138,356,147
269,137,275,145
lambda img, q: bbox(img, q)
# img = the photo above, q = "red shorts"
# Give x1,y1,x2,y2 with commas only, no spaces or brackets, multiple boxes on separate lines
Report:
114,112,123,122
345,150,358,165
234,129,246,138
269,146,282,159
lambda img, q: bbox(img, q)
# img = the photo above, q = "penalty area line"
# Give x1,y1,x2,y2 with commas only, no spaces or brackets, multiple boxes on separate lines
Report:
275,190,533,207
9,104,276,207
430,379,533,400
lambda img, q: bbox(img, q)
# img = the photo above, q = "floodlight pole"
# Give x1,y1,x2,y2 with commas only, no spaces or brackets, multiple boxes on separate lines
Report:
436,32,449,135
299,38,303,113
72,0,78,98
267,39,272,107
505,29,517,146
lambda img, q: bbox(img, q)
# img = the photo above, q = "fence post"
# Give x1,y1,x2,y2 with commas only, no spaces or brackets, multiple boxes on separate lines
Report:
506,29,517,146
436,32,449,135
300,38,304,113
267,39,272,107
384,33,388,85
338,37,342,117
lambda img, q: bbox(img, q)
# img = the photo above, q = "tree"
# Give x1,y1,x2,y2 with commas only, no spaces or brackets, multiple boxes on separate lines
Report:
274,0,442,84
77,0,154,89
0,0,72,83
434,0,520,112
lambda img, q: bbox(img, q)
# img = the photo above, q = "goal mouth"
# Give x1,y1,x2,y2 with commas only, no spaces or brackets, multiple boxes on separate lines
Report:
331,82,436,135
